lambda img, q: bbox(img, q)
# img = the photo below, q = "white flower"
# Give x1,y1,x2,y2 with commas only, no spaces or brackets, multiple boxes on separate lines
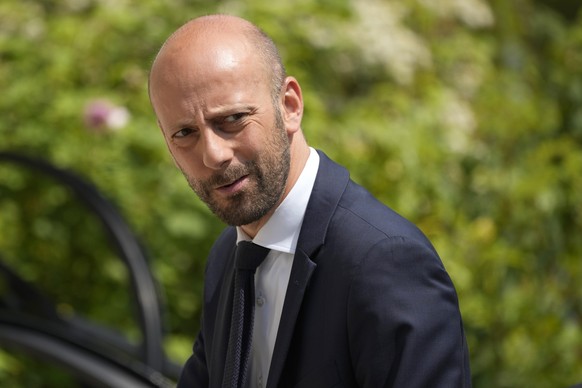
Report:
84,99,130,132
347,0,433,84
419,0,495,28
105,106,130,130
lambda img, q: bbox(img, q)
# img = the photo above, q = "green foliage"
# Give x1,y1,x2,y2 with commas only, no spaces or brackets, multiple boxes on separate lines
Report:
1,0,582,387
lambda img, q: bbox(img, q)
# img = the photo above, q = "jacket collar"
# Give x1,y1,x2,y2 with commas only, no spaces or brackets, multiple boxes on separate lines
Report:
266,150,350,388
295,150,350,258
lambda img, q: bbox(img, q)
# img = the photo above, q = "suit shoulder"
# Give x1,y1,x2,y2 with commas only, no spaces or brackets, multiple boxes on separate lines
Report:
333,180,436,252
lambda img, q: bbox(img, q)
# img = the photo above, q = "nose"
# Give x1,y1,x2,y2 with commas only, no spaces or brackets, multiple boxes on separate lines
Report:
200,128,233,170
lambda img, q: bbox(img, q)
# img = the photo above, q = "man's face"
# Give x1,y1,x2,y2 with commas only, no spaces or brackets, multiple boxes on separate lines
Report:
150,39,291,226
182,104,290,226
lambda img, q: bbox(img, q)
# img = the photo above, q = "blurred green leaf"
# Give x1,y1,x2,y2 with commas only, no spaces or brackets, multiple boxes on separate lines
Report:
1,0,582,386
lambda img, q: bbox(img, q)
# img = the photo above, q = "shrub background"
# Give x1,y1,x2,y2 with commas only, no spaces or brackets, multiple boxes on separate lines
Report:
1,0,582,387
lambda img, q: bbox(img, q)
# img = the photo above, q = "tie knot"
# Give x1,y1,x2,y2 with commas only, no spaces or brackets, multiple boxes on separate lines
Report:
235,241,270,271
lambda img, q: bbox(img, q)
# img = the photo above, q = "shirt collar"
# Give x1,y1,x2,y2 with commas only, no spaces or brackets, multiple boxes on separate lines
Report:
236,147,320,254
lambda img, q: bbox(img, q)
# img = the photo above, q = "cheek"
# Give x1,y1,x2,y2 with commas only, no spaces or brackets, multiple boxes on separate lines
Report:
165,145,196,175
240,120,277,154
174,154,198,173
225,130,254,161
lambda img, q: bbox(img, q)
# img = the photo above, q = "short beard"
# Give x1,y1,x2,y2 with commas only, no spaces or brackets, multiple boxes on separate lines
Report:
184,109,290,226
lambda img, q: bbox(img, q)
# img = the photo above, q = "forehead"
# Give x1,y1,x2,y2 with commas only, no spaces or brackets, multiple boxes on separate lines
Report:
150,34,273,127
151,32,269,101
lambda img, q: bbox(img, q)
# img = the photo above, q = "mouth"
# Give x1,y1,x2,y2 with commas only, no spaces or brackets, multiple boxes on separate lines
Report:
216,175,249,195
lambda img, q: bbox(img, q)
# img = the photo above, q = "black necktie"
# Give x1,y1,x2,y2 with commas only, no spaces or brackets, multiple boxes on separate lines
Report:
223,241,270,388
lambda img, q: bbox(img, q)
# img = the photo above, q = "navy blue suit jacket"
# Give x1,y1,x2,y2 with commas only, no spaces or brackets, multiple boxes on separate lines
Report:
178,151,471,387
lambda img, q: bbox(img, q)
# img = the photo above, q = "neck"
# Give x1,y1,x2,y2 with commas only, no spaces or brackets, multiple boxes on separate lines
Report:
241,137,310,239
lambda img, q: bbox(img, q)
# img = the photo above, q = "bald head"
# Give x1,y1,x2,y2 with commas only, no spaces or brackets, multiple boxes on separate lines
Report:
148,15,309,233
150,15,286,107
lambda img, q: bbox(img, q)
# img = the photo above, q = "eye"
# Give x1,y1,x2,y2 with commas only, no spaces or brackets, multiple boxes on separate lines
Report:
173,127,195,139
223,112,248,123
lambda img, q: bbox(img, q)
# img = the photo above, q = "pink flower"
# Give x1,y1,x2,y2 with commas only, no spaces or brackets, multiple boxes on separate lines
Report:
84,99,130,131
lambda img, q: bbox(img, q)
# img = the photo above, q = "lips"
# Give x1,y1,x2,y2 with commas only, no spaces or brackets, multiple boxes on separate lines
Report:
216,175,249,195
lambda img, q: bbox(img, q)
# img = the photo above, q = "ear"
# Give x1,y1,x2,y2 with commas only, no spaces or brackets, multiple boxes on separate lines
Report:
281,76,303,135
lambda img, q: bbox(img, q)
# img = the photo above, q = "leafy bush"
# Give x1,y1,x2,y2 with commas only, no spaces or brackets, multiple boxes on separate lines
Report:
1,0,581,386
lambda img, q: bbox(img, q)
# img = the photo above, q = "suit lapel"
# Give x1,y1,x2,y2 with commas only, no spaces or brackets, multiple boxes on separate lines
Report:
266,151,350,388
266,249,316,388
208,243,237,386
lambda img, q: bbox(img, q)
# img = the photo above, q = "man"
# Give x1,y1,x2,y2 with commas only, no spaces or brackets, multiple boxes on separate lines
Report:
149,14,471,388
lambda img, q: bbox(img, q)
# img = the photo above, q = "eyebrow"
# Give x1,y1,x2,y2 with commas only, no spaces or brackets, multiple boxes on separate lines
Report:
206,104,256,117
169,104,257,131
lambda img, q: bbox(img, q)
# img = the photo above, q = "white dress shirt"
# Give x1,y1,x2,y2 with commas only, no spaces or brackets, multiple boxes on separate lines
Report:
236,147,320,388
